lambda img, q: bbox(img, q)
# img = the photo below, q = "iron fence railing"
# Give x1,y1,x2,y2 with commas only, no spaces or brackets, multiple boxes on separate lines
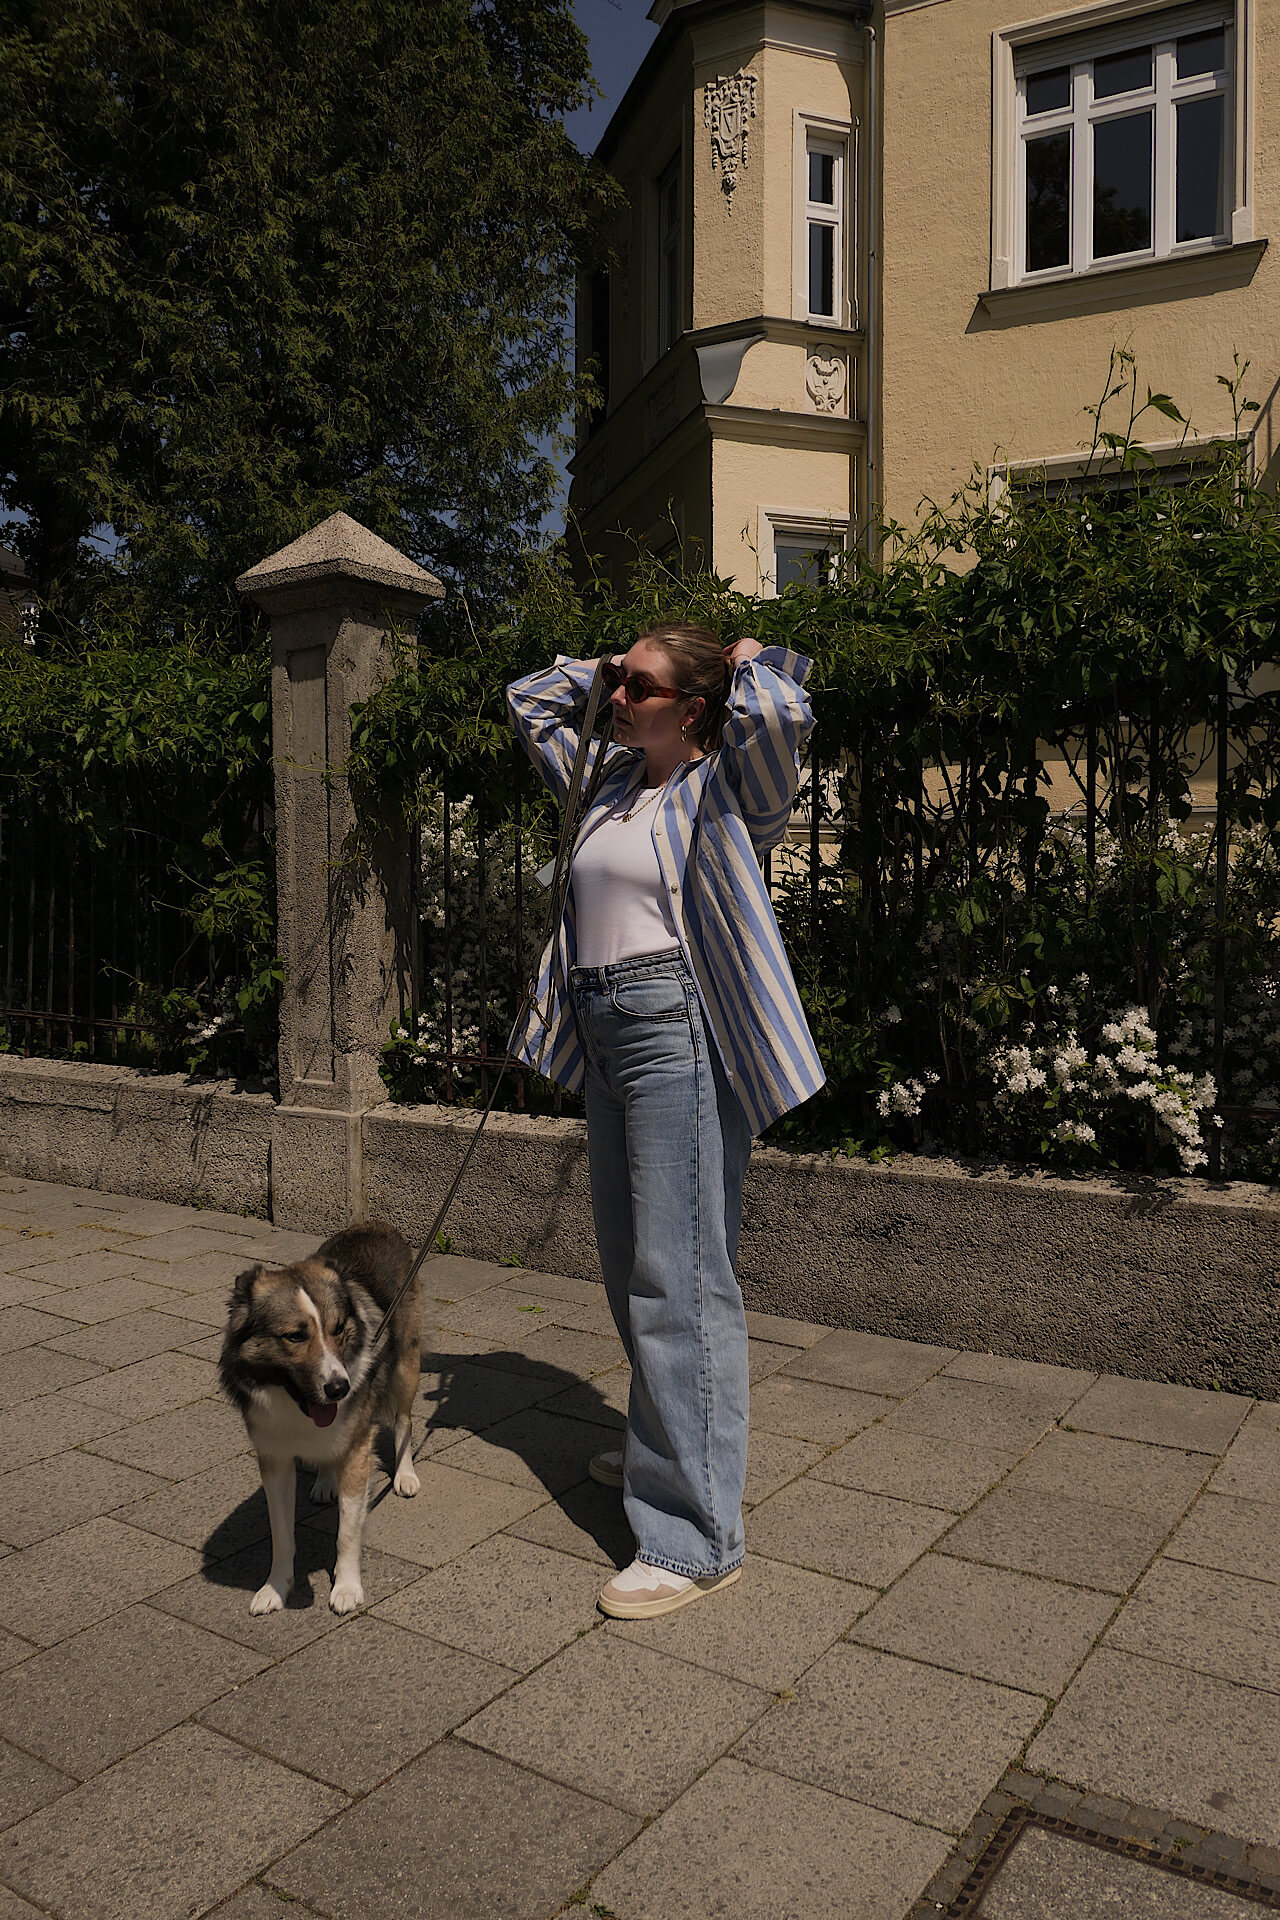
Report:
399,691,1280,1181
0,785,271,1078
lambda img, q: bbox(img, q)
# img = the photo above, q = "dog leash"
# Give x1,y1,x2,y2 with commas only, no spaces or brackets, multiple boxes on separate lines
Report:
368,658,615,1349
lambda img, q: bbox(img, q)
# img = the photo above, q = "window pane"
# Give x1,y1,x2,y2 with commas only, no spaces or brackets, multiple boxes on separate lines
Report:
1093,110,1152,255
1025,66,1070,115
1177,94,1226,241
1026,130,1070,271
1178,28,1226,78
775,542,826,590
1093,45,1152,98
808,149,835,205
809,222,835,315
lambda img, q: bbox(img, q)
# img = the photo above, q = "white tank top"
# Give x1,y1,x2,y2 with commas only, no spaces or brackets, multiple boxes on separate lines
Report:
571,785,681,967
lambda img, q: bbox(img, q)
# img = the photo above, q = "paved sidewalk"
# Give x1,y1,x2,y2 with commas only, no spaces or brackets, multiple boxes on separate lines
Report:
0,1176,1277,1919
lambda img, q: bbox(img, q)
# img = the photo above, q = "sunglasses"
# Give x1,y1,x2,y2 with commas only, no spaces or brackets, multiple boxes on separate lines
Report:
601,660,684,705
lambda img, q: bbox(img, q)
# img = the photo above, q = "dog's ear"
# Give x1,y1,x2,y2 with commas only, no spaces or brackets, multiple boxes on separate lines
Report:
232,1265,265,1302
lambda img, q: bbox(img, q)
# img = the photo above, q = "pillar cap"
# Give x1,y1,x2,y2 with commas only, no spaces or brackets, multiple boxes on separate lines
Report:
236,511,444,605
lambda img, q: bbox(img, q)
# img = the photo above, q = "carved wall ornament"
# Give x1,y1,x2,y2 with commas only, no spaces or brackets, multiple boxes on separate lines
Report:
806,352,847,415
703,69,758,213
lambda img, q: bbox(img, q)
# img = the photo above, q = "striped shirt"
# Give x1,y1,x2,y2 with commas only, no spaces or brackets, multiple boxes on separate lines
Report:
506,647,826,1135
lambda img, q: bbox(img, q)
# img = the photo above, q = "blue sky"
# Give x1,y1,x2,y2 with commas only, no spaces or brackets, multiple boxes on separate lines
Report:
566,0,659,155
537,1,660,535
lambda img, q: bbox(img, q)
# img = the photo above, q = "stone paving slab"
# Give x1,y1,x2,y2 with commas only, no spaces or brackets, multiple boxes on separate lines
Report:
811,1423,1018,1512
1,1723,346,1920
1001,1426,1216,1519
781,1327,959,1396
590,1755,952,1920
735,1641,1045,1832
849,1551,1116,1696
1029,1646,1280,1844
0,1737,74,1831
0,1448,166,1547
0,1603,269,1777
884,1374,1072,1451
200,1615,516,1793
371,1533,613,1671
0,1176,1276,1920
268,1737,639,1920
1065,1375,1252,1453
748,1476,954,1584
1166,1490,1280,1585
608,1550,876,1691
1104,1556,1280,1693
942,1484,1174,1592
1212,1401,1280,1503
748,1373,894,1444
459,1628,773,1817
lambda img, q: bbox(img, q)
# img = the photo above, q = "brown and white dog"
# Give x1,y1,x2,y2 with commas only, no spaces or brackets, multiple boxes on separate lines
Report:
219,1223,423,1616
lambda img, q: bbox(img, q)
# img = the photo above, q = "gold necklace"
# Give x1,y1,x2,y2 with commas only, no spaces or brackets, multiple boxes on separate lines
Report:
619,784,662,823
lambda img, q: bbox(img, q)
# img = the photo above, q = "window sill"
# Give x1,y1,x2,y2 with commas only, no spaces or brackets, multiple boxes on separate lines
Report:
973,239,1267,328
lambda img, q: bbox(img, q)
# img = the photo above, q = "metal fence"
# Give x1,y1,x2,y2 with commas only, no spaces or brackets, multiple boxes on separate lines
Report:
0,785,271,1077
398,689,1280,1182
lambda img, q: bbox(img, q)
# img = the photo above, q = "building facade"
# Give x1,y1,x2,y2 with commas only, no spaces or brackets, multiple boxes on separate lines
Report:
569,0,871,594
569,0,1276,588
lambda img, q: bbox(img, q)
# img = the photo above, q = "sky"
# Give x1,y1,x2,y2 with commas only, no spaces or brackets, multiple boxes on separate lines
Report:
537,1,660,535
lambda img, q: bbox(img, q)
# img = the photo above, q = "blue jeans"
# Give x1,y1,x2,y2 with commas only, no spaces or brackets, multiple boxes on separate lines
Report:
570,952,753,1578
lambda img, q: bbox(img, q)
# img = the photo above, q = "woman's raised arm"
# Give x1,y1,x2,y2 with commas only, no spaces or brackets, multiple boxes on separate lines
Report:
713,645,816,859
505,657,608,804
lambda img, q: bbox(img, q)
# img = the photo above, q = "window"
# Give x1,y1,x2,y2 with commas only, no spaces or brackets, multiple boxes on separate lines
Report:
792,114,855,325
656,156,681,356
806,138,844,320
762,514,849,596
1016,12,1232,281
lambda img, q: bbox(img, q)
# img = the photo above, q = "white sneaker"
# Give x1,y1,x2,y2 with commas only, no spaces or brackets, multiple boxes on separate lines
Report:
588,1447,624,1489
597,1557,742,1619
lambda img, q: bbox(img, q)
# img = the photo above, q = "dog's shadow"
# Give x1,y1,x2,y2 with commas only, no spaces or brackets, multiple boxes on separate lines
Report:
201,1347,632,1597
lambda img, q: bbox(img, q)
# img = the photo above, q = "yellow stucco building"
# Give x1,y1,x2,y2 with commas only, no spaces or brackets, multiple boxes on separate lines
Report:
569,0,1277,586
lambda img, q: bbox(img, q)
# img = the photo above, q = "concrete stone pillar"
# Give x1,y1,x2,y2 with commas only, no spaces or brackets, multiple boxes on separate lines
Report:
237,511,442,1227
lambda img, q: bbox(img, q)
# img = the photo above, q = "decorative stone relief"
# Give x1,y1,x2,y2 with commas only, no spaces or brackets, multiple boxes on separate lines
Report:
703,69,758,213
806,352,848,415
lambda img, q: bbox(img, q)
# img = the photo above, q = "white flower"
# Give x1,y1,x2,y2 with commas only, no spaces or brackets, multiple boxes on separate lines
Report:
883,1005,903,1025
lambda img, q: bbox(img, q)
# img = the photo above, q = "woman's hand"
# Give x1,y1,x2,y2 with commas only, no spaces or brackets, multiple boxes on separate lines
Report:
723,638,763,670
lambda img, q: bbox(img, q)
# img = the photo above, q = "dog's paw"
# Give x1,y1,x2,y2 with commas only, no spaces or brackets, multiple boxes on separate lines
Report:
250,1580,289,1616
393,1461,421,1497
329,1576,365,1616
312,1467,338,1504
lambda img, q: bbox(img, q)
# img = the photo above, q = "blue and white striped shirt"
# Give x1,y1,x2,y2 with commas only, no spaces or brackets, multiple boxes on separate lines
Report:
506,648,826,1135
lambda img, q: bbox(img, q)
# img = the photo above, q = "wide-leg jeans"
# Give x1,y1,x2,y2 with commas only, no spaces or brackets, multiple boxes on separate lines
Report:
570,951,752,1578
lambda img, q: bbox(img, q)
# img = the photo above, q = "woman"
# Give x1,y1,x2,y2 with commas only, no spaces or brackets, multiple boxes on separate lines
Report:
506,623,824,1618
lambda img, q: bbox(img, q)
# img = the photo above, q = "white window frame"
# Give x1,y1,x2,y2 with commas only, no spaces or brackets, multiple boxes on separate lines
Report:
793,113,856,325
656,153,682,358
759,510,851,598
987,431,1243,505
991,0,1253,290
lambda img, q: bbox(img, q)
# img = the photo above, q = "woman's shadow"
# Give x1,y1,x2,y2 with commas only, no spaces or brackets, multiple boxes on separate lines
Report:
200,1346,633,1608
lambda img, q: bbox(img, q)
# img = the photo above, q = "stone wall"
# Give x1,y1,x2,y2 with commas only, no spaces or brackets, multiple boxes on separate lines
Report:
2,1054,1277,1396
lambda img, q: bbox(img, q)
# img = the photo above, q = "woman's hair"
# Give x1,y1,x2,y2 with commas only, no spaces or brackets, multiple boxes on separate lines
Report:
639,622,729,751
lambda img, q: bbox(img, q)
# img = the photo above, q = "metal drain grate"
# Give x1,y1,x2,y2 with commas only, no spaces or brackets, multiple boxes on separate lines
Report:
942,1808,1280,1915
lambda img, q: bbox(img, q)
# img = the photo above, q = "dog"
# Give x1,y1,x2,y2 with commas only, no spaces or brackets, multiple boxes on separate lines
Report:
219,1222,423,1616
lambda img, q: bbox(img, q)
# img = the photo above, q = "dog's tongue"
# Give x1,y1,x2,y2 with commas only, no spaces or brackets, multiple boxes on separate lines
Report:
307,1403,339,1428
